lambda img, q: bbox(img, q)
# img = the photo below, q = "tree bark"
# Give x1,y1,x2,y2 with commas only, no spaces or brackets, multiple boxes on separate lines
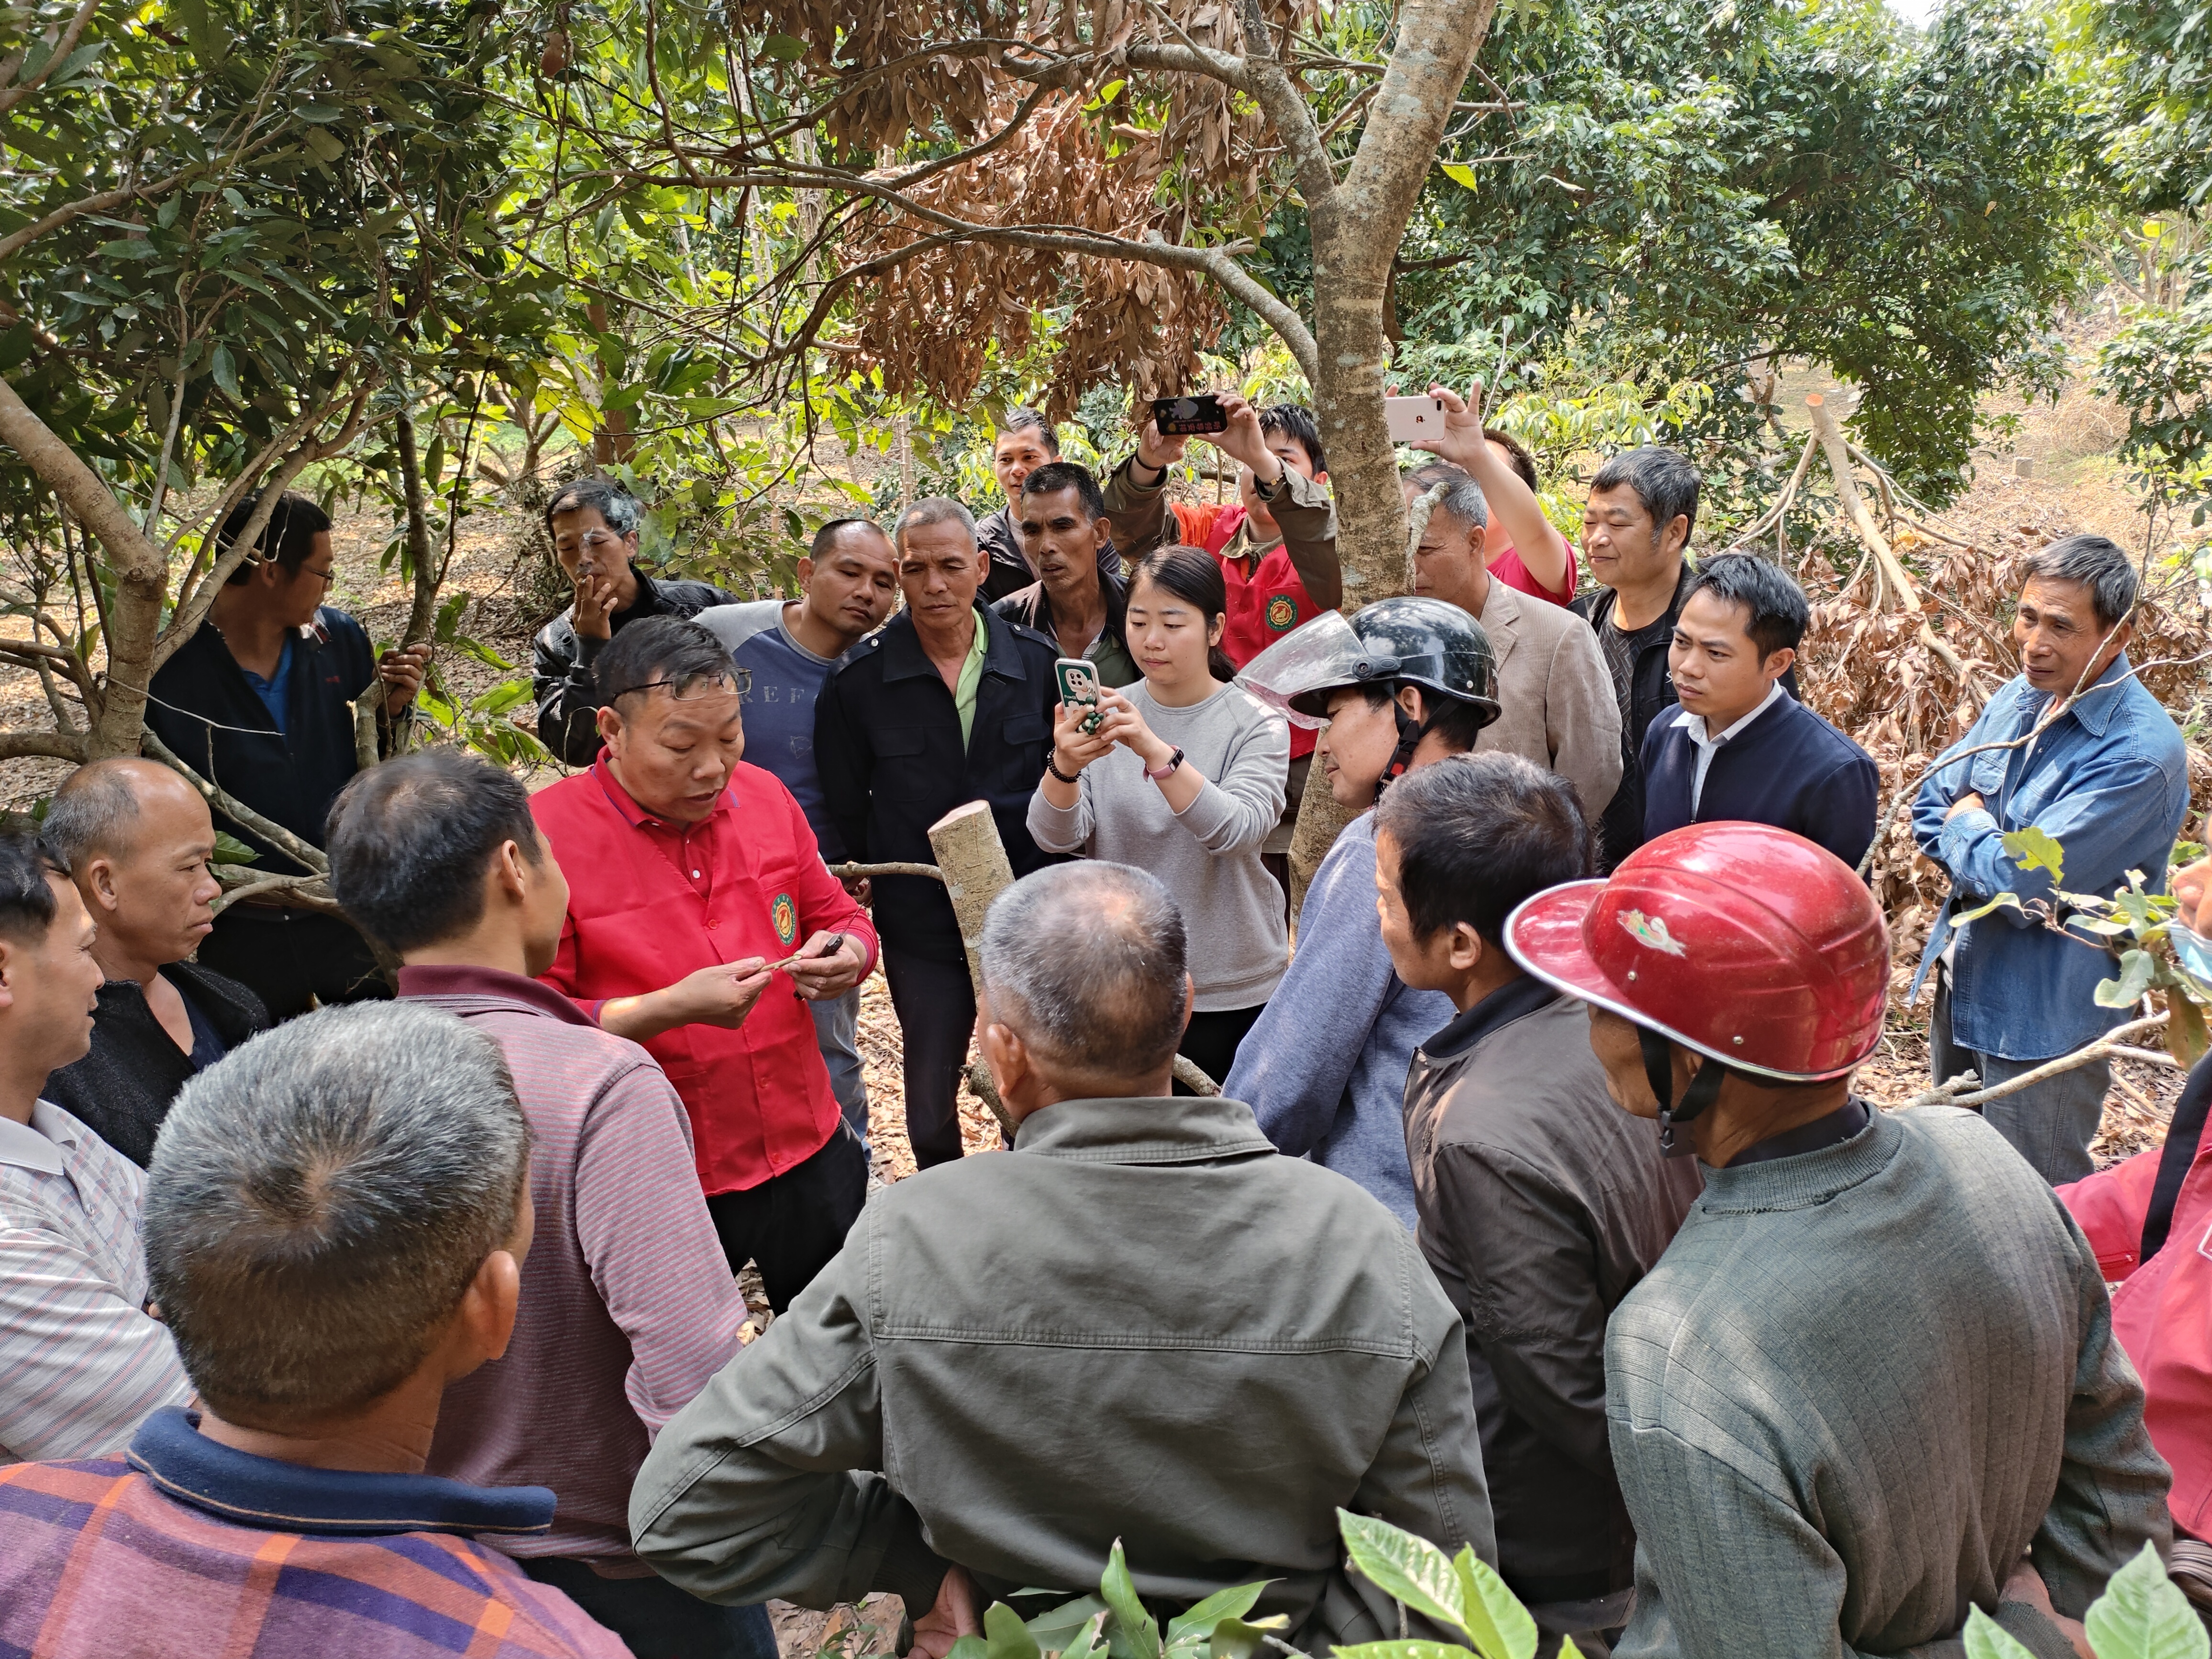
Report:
395,405,443,645
1293,0,1501,607
584,301,636,465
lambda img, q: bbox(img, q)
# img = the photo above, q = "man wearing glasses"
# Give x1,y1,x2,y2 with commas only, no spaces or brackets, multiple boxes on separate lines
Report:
144,489,429,1019
532,476,740,764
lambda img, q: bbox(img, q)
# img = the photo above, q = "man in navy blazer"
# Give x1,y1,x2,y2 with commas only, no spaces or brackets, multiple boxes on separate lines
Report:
1639,555,1878,870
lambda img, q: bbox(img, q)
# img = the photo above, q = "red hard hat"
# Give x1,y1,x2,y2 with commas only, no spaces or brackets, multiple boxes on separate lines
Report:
1504,822,1889,1082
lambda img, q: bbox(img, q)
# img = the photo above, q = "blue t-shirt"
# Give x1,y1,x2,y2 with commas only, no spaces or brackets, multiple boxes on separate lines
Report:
239,634,294,734
727,612,843,859
180,985,228,1071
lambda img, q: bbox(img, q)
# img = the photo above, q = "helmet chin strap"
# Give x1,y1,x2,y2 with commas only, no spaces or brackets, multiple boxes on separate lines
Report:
1377,697,1427,799
1637,1027,1730,1158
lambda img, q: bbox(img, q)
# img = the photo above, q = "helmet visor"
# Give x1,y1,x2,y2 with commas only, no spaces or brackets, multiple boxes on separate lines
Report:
1235,611,1386,729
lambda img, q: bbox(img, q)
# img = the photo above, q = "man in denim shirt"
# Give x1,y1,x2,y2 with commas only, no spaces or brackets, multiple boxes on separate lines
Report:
1913,535,2189,1183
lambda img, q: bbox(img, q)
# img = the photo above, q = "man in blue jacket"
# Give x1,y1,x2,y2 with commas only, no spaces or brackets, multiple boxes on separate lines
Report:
1913,534,2190,1183
1639,554,1878,869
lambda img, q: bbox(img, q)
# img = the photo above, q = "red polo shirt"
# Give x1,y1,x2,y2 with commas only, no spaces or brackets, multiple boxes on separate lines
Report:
532,758,877,1196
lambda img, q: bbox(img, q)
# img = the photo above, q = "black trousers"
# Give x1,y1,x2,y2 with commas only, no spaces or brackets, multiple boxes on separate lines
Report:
881,947,975,1169
519,1557,777,1659
1177,1005,1265,1095
704,1124,867,1312
196,905,389,1022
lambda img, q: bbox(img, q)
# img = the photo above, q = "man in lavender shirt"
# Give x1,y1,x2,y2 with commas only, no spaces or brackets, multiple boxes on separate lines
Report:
327,752,772,1659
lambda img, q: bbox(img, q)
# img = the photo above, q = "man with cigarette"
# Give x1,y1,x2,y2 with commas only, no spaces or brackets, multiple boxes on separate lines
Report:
531,616,878,1312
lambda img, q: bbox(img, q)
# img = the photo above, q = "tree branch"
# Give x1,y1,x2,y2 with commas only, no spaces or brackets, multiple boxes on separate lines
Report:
141,729,329,874
1234,0,1337,208
0,0,100,117
0,728,88,761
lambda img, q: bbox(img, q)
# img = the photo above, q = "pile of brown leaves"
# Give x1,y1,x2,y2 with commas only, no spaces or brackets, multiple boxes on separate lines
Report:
837,95,1225,419
1796,527,2212,934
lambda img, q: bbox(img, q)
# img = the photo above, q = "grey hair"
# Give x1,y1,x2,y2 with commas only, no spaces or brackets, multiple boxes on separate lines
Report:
544,475,643,536
41,757,154,866
1430,477,1489,533
895,495,977,551
1591,445,1701,545
980,863,1188,1078
146,1002,531,1428
2019,534,2140,630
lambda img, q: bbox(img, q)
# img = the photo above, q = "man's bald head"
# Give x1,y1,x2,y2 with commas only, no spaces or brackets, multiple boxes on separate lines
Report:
45,758,221,972
44,758,205,867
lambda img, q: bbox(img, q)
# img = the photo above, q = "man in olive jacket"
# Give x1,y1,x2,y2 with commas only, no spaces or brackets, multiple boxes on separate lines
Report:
631,862,1495,1652
1376,757,1701,1658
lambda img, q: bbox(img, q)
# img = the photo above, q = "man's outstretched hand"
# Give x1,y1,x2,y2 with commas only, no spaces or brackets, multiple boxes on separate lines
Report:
597,958,774,1043
907,1564,981,1659
1408,381,1491,473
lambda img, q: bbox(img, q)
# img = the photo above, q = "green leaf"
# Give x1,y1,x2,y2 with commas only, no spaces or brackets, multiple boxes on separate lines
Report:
1026,1597,1110,1652
1100,1541,1161,1659
2096,950,2157,1008
2002,827,2064,884
1450,1549,1535,1659
1205,1618,1287,1659
1950,893,2024,926
986,1602,1043,1659
1438,163,1481,192
2082,1540,2210,1659
213,831,259,866
1960,1609,2036,1659
1337,1512,1468,1638
947,1638,991,1659
210,344,240,402
761,32,807,59
1329,1643,1480,1659
2169,992,2211,1066
1063,1614,1111,1659
1166,1585,1268,1648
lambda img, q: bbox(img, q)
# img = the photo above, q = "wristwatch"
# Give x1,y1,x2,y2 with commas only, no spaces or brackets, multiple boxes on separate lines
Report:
1145,747,1185,781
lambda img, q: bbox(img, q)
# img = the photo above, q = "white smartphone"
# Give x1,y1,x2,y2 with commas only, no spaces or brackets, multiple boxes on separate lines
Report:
1054,657,1104,734
1384,396,1447,443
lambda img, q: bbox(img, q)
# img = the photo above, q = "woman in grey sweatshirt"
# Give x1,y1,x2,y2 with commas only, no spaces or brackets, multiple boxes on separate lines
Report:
1029,547,1290,1087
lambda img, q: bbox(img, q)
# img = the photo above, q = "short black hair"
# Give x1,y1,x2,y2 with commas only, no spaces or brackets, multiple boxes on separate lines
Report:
1020,460,1106,522
2019,534,2141,630
1375,752,1594,945
1260,404,1326,476
1682,553,1810,659
810,516,893,560
0,829,66,943
595,616,737,706
997,407,1061,456
1591,446,1700,545
327,752,543,954
219,490,331,584
543,476,643,537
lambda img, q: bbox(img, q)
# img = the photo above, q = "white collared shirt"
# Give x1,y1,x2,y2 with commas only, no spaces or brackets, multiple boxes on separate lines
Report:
1675,680,1786,816
0,1100,190,1460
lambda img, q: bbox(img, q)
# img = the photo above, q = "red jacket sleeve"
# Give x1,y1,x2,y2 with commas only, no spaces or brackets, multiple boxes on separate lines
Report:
2058,1150,2159,1282
785,785,878,973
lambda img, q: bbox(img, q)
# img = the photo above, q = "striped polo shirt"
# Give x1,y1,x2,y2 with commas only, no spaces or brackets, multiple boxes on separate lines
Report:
0,1101,190,1460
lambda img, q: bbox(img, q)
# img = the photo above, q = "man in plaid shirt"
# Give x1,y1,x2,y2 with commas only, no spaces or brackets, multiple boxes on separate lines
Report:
0,1000,625,1659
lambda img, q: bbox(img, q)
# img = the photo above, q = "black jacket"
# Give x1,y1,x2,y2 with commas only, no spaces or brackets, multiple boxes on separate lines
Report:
1402,979,1702,1605
531,568,740,764
815,605,1064,962
41,962,270,1166
974,505,1121,604
1640,689,1880,870
145,608,391,872
1574,564,1801,868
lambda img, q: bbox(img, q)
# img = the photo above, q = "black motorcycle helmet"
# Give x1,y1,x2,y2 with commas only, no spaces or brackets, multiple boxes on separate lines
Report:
1239,598,1502,792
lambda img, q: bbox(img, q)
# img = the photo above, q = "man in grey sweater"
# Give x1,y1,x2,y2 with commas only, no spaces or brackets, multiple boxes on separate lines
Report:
632,862,1494,1653
1507,821,2172,1659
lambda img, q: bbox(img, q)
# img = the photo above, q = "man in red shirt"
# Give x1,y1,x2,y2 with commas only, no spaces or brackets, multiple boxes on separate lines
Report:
1103,393,1341,900
531,617,877,1311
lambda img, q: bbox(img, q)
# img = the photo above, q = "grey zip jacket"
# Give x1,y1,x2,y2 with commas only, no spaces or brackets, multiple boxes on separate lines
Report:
630,1094,1496,1647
